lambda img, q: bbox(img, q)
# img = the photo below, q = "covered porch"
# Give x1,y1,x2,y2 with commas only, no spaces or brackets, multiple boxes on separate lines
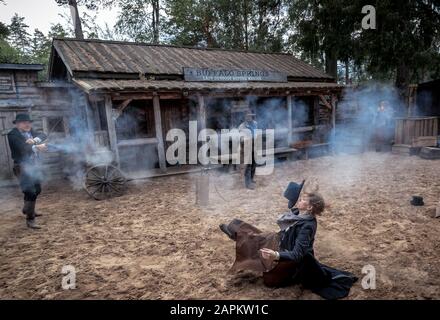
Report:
73,78,343,178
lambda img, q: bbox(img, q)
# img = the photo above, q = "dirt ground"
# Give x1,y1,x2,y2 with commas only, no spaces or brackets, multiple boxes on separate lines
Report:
0,152,439,300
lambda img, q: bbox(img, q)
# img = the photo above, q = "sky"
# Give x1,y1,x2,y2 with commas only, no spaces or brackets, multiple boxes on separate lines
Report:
0,0,118,34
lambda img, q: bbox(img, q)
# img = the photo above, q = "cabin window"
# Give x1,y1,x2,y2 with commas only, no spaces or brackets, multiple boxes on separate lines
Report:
293,96,315,127
115,100,155,140
96,101,108,131
47,117,65,133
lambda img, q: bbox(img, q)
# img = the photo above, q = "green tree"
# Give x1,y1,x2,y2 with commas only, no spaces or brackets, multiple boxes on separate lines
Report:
287,0,359,80
30,29,51,64
8,14,32,61
114,0,162,43
0,21,20,63
358,0,440,89
165,0,287,51
55,0,115,39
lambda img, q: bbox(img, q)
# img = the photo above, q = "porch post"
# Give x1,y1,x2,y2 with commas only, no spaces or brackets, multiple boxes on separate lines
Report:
196,93,209,206
287,95,293,147
153,93,167,172
196,93,207,163
197,93,206,137
104,95,120,166
313,96,320,142
84,97,94,145
331,94,337,151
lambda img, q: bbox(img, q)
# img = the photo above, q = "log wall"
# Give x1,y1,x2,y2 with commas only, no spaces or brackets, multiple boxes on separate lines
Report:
0,69,83,185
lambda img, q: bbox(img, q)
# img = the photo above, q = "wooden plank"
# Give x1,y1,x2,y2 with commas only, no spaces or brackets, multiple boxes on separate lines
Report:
331,95,337,145
292,125,327,133
319,95,333,110
153,94,167,172
197,93,207,165
287,95,293,146
420,147,440,159
104,95,120,166
197,93,207,140
313,96,320,143
84,96,95,133
117,137,158,147
412,136,437,148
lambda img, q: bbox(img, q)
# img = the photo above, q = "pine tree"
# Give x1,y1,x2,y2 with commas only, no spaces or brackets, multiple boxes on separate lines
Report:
8,14,31,61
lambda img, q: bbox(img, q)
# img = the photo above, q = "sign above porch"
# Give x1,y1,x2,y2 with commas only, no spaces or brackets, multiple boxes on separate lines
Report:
183,67,287,82
0,72,16,93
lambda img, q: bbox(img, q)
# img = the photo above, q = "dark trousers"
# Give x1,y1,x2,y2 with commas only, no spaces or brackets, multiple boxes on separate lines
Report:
227,219,298,287
244,147,256,186
14,164,42,201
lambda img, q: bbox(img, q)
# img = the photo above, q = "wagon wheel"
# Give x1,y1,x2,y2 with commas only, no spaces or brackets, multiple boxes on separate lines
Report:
84,164,127,200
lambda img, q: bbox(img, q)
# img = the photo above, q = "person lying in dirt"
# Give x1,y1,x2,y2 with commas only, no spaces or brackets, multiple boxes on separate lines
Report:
219,181,358,300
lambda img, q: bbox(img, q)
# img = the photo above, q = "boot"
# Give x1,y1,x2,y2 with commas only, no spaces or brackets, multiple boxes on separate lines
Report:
22,201,43,217
24,201,42,229
246,181,256,190
219,224,235,240
26,219,41,229
22,200,33,216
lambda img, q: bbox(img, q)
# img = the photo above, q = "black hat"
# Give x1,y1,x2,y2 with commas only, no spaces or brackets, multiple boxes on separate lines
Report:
13,113,33,124
410,196,424,206
284,180,305,209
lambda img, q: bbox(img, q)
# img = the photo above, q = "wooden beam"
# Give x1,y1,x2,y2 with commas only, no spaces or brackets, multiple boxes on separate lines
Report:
197,93,206,134
110,93,182,100
117,137,158,147
287,95,293,147
319,95,333,110
84,96,95,133
197,93,207,165
115,99,132,118
153,94,167,172
331,94,337,147
63,116,70,136
104,95,120,166
292,125,327,133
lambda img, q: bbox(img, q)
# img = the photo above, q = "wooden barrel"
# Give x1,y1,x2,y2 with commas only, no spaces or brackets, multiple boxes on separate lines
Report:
394,117,439,146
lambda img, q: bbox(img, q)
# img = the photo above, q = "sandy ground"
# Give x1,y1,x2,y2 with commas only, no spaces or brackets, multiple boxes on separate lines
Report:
0,152,439,300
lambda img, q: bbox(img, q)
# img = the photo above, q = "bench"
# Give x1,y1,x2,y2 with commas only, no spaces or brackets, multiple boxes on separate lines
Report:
257,147,298,160
294,142,331,159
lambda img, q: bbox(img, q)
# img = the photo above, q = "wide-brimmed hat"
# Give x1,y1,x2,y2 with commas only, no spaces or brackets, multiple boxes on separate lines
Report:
284,180,305,209
13,113,33,124
410,196,424,206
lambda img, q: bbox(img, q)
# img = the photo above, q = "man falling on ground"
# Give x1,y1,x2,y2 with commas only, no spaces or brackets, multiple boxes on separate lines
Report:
7,113,48,229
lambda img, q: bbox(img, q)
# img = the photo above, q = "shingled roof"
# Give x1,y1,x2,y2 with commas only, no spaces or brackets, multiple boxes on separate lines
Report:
50,38,333,82
73,78,343,94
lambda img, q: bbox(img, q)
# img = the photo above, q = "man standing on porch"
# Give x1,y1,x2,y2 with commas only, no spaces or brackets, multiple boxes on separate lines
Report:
239,112,258,190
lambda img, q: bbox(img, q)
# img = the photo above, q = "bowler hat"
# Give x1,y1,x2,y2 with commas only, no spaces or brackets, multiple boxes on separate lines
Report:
13,113,33,124
284,180,305,209
410,196,424,206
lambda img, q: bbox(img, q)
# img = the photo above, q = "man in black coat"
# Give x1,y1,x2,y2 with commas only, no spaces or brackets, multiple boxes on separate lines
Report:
7,113,48,229
238,113,258,190
220,181,358,300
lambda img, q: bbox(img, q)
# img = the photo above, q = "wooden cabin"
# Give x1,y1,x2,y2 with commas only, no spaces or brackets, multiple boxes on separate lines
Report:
47,38,342,178
0,63,83,185
0,38,343,183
